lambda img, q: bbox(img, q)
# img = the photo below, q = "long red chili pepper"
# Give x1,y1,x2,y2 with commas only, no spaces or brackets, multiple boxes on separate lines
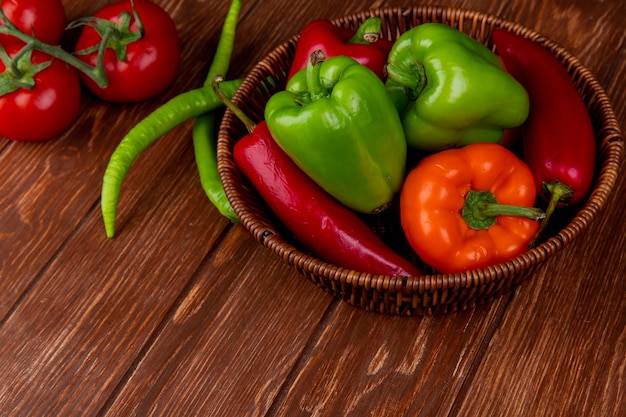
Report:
213,78,420,277
492,29,596,237
234,121,421,277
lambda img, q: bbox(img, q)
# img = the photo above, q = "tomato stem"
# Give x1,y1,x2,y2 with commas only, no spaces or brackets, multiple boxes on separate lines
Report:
462,190,545,230
130,0,145,37
0,10,110,89
0,45,54,94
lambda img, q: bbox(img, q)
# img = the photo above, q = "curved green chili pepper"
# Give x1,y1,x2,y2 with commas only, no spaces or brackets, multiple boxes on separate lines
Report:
101,79,242,238
191,0,242,224
192,111,240,222
202,0,241,85
101,0,243,238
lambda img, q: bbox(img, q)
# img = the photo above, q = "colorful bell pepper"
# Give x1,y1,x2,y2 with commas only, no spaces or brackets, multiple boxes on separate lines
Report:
287,17,392,81
265,51,407,214
400,143,545,274
212,78,421,277
235,121,422,277
385,23,530,152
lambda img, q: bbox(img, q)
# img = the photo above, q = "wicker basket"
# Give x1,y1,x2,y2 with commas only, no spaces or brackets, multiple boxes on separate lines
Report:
217,6,624,315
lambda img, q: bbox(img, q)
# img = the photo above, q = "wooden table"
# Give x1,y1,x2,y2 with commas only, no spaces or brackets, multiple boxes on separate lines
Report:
1,0,624,415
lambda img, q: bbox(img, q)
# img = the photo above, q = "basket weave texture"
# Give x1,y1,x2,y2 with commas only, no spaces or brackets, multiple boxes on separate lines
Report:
217,6,624,315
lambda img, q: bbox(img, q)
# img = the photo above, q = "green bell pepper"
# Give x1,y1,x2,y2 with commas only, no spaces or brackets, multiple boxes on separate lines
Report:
265,51,407,214
385,23,529,151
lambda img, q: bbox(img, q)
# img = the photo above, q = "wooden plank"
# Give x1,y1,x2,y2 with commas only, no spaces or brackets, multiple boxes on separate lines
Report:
0,0,623,416
450,0,626,414
455,232,626,416
0,132,236,415
0,0,227,317
262,298,512,417
101,226,333,417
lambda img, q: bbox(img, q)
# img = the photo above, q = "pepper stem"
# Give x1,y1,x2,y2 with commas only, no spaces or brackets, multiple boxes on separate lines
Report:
306,49,328,101
347,17,381,45
530,180,575,246
212,75,256,133
385,62,426,100
462,190,545,231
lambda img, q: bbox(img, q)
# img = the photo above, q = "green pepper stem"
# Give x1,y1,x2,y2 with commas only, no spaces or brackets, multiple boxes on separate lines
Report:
386,62,426,100
462,190,545,230
212,75,255,133
306,49,328,101
347,17,381,45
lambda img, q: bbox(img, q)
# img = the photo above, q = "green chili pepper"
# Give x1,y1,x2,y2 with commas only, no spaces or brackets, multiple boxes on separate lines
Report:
101,0,242,238
191,0,242,224
385,23,529,151
100,78,242,238
265,51,407,214
193,111,239,222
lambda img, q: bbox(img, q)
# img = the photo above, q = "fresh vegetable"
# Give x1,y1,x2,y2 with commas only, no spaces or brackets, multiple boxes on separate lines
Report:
192,0,242,224
492,29,596,241
193,111,238,222
385,22,529,151
101,78,242,237
101,0,242,238
287,17,392,81
73,0,180,102
265,51,407,214
0,45,81,141
400,143,545,274
219,82,421,277
0,5,109,89
0,0,66,46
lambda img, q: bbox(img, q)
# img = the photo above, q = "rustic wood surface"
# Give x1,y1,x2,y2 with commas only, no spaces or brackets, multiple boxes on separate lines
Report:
1,0,624,416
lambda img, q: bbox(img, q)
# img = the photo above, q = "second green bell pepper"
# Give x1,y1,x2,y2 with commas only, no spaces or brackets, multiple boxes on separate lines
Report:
265,51,407,214
385,23,530,151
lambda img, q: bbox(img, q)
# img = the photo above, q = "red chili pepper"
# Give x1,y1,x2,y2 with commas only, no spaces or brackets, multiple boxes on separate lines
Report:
287,17,392,81
233,121,421,277
492,29,596,238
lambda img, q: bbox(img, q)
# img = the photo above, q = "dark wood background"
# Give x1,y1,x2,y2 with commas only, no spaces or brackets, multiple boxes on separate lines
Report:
0,0,624,415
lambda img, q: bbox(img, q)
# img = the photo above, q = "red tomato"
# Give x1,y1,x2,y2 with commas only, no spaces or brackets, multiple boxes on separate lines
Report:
0,0,66,45
74,0,180,103
0,46,81,141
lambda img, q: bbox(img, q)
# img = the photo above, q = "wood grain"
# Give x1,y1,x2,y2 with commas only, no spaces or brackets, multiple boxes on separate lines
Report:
0,0,623,416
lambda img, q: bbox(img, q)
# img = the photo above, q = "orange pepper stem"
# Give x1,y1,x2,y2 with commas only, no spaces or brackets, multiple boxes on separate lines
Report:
462,190,545,231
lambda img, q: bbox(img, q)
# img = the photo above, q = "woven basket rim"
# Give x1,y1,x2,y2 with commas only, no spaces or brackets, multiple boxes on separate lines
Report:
218,5,625,296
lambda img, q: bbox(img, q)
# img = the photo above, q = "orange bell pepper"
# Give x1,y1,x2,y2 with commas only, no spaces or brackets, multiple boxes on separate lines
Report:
400,143,545,274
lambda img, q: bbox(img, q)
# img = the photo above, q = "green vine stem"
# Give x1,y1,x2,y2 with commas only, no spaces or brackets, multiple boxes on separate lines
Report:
0,8,110,89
